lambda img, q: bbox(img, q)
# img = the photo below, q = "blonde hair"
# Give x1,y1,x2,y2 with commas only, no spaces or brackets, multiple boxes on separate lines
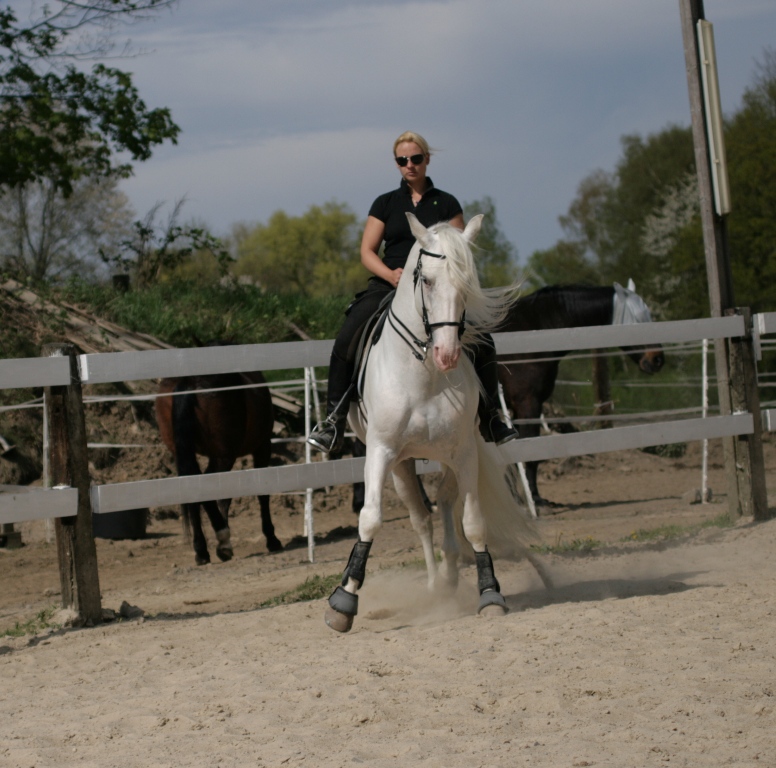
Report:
393,131,432,157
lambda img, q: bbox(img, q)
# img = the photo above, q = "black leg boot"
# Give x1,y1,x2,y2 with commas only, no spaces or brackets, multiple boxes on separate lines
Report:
474,336,519,446
307,354,353,455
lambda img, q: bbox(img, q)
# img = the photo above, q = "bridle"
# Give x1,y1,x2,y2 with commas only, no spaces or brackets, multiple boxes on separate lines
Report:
387,247,466,362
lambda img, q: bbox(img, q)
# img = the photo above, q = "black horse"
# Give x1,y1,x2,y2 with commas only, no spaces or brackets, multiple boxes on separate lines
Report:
155,344,283,565
498,284,665,508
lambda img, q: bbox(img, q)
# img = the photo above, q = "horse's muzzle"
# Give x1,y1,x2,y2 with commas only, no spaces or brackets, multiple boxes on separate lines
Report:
639,348,665,374
433,345,461,372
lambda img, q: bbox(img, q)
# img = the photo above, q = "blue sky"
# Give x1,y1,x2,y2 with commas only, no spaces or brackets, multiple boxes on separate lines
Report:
110,0,775,263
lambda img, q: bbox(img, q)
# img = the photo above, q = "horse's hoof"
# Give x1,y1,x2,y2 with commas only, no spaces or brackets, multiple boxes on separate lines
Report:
195,553,210,566
266,537,283,553
325,586,358,632
478,590,508,616
324,605,354,633
216,546,233,562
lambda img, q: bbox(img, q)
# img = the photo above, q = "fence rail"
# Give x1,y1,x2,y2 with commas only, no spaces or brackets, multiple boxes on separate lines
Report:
0,313,770,533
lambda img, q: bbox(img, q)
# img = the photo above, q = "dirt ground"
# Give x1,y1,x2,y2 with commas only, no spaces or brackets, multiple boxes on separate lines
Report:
1,416,768,631
2,402,776,767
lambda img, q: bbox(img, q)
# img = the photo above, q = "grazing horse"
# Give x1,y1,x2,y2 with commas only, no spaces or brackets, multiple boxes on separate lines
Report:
155,346,283,565
324,213,546,633
498,283,665,508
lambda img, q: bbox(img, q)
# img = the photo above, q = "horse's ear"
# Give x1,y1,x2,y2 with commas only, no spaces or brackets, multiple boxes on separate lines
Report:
406,212,430,246
463,213,484,244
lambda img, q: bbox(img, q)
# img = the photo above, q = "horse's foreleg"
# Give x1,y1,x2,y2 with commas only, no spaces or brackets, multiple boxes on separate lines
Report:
325,444,391,633
457,453,508,617
392,460,436,590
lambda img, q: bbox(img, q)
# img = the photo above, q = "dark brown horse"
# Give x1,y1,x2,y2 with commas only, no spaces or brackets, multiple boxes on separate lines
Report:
155,348,283,565
498,284,665,508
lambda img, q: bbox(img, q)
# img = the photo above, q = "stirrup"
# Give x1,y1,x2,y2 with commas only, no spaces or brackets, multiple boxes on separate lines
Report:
307,417,346,454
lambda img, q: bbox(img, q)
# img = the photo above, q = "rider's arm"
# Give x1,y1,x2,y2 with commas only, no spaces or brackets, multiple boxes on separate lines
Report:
361,216,403,288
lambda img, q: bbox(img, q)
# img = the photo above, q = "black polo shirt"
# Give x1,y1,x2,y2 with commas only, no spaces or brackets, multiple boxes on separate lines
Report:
367,178,463,271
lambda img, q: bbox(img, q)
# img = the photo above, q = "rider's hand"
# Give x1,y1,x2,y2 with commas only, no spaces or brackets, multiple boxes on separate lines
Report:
390,268,403,288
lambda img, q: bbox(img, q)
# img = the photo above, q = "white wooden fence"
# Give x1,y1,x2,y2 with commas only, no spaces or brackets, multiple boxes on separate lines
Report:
1,311,774,561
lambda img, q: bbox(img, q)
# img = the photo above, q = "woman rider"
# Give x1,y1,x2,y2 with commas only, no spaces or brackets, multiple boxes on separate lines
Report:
307,130,518,454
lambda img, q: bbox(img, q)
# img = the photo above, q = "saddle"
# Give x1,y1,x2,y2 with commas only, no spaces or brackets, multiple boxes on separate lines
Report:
350,290,395,401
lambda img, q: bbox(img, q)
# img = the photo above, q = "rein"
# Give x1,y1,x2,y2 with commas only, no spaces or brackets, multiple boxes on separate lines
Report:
387,246,466,363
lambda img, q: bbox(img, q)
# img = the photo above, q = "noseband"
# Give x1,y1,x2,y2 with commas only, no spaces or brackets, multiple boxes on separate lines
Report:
387,247,466,362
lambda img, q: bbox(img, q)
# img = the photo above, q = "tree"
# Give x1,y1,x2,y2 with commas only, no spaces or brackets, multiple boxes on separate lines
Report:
104,200,232,289
524,240,600,290
523,169,613,291
462,196,519,288
0,174,134,282
722,47,776,314
526,126,695,315
1,1,179,196
233,202,365,297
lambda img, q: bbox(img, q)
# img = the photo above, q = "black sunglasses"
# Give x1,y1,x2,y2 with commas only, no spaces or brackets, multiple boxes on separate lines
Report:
395,153,426,167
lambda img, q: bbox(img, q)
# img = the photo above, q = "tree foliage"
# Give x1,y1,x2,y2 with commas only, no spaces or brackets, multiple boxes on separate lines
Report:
102,200,232,289
0,174,134,282
0,1,179,195
723,47,776,314
462,196,519,288
527,49,776,320
232,202,366,297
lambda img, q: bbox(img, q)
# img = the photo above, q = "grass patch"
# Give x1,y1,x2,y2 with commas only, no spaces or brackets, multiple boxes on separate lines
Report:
532,535,602,555
533,513,735,554
624,512,734,543
260,574,342,608
2,606,60,638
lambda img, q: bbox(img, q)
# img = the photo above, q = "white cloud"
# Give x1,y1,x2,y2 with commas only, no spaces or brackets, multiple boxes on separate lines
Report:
117,0,776,258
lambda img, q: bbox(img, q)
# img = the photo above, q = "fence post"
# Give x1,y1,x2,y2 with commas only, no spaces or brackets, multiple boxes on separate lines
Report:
592,351,612,429
42,344,102,624
725,309,770,520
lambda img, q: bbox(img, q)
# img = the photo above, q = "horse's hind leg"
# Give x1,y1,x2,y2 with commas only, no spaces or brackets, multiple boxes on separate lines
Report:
435,469,461,591
258,494,282,552
184,502,211,565
202,457,234,562
456,449,508,617
392,460,437,590
174,450,211,565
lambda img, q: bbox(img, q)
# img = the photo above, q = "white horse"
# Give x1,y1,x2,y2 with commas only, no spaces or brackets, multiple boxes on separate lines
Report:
324,213,545,633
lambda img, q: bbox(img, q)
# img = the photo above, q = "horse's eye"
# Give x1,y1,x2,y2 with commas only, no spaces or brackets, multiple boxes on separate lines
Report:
422,277,431,287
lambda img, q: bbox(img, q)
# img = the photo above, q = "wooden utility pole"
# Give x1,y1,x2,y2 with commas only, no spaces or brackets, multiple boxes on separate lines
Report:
678,0,769,519
43,344,102,624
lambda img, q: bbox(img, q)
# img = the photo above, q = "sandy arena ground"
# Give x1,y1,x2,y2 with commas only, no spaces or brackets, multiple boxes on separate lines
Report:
1,433,775,767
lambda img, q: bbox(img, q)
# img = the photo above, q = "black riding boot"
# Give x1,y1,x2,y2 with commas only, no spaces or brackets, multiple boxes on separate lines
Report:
474,338,519,446
307,354,353,455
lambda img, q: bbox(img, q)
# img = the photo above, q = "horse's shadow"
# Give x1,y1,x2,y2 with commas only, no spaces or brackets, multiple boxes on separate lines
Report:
505,569,710,612
244,524,359,558
538,495,680,514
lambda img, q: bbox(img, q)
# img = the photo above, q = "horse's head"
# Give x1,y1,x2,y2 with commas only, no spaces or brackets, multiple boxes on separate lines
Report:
613,283,665,374
406,212,483,372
